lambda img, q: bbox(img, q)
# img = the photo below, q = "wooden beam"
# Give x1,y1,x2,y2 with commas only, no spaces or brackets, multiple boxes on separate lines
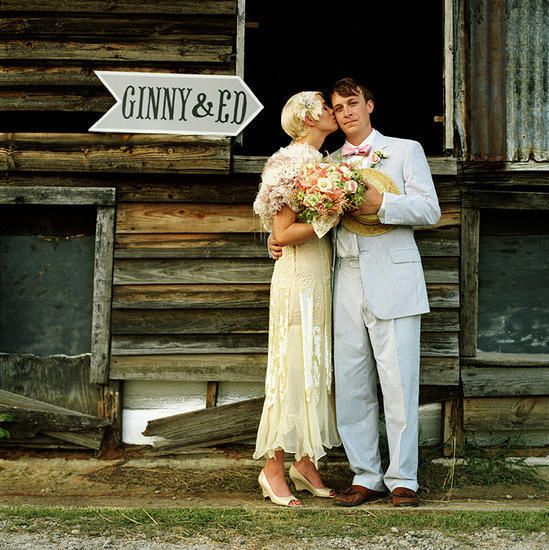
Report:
0,405,108,438
0,91,112,112
116,203,261,233
110,307,457,334
142,397,264,447
111,333,268,355
0,39,232,63
464,351,549,367
233,155,459,176
110,353,266,381
109,353,458,385
462,190,549,210
113,257,457,285
111,283,457,311
0,1,238,15
113,258,274,285
115,234,267,259
0,64,233,87
0,173,258,203
462,366,549,397
0,186,115,206
427,284,459,309
0,17,235,37
416,228,459,256
463,397,549,431
111,333,457,360
90,206,115,384
460,207,480,356
112,284,270,309
0,134,230,174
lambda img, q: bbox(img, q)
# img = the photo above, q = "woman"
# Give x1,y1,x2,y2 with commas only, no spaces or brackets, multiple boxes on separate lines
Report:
252,91,341,507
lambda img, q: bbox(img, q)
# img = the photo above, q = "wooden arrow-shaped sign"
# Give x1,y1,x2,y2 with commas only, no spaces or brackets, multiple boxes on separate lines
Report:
89,71,263,136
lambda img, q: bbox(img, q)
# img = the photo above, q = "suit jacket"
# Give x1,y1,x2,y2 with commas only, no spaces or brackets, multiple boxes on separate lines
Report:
332,131,441,320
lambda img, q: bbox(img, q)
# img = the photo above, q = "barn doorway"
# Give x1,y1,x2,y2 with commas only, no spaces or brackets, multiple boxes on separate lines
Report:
241,0,445,156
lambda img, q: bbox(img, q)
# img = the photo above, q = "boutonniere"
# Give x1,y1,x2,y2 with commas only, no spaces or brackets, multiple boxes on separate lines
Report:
369,149,388,168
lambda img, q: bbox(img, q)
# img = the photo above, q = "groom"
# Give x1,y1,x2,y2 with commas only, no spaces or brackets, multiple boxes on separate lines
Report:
328,78,440,507
270,77,440,506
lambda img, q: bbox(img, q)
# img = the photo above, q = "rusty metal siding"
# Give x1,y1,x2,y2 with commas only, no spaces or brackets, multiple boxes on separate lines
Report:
505,0,549,161
464,0,548,162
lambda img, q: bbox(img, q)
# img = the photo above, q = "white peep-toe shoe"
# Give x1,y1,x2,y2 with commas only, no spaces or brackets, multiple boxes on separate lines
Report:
289,464,335,498
258,470,301,507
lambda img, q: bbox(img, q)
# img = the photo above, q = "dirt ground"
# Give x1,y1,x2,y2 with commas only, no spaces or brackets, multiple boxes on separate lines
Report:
0,445,547,510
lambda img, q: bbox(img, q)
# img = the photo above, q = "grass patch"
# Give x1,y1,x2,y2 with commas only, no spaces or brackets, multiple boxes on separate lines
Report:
1,506,547,544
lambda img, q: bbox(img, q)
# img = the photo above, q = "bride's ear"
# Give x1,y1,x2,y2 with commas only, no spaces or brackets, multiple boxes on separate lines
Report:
303,115,316,128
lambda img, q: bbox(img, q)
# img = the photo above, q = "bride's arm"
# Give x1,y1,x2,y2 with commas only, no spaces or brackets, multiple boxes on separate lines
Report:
272,205,316,246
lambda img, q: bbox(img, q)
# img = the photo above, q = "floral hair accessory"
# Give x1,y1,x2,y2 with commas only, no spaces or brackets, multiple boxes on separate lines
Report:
293,92,323,122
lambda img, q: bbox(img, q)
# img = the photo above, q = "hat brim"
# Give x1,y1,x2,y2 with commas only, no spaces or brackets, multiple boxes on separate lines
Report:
341,168,400,237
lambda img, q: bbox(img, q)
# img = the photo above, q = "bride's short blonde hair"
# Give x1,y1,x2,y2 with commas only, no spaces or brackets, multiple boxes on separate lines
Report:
281,91,323,140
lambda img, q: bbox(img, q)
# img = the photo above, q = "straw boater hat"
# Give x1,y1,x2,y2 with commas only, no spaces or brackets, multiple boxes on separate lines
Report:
341,168,400,237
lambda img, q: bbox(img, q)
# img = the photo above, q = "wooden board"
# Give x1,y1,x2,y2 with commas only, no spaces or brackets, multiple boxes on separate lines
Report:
463,397,549,431
113,257,458,285
0,1,237,15
111,308,457,334
233,155,459,176
112,284,270,309
110,353,458,385
462,353,549,397
115,203,459,234
0,353,100,416
0,39,232,63
116,203,261,233
142,396,264,448
0,134,230,174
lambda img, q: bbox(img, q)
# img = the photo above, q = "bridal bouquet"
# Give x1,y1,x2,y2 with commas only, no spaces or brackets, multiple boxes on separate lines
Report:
292,159,365,238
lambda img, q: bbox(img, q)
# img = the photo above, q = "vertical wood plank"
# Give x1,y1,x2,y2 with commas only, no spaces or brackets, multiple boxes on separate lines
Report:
443,396,464,457
460,207,480,356
206,381,219,408
444,0,455,151
98,381,122,451
90,205,116,384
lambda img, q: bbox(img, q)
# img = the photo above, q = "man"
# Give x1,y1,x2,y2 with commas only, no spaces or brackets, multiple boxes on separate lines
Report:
270,77,440,506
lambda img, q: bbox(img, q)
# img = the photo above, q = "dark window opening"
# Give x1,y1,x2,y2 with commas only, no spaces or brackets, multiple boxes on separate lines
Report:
0,206,96,356
478,210,549,354
241,0,444,156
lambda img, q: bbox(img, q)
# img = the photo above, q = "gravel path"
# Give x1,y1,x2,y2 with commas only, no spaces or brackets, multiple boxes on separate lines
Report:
0,527,546,549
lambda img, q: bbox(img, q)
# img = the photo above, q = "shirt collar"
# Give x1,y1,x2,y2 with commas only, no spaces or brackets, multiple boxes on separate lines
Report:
343,128,377,151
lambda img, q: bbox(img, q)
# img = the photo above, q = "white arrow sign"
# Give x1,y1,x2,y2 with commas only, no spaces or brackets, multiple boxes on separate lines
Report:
89,71,263,136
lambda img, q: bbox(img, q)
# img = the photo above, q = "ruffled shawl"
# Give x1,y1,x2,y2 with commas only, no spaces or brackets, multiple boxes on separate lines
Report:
253,142,322,231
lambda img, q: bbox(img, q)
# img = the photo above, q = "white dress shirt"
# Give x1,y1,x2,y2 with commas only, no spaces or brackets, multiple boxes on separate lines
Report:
336,129,388,257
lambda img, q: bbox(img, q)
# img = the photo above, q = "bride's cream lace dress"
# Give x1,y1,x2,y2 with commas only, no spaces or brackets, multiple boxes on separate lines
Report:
252,142,340,464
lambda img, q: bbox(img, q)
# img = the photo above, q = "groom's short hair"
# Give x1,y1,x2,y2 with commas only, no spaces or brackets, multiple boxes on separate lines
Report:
330,78,374,103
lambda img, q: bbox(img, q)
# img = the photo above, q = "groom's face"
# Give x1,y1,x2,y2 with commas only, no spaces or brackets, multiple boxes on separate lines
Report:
331,91,374,143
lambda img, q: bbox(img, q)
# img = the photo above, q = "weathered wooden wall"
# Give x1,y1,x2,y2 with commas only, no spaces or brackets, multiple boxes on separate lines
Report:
0,0,236,450
0,1,237,115
109,160,461,395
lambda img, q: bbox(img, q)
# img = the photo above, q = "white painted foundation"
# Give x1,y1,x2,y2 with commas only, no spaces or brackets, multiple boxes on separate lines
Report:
121,380,442,449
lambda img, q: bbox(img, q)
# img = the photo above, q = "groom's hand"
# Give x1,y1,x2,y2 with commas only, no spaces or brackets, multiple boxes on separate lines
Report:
268,234,283,260
355,180,383,215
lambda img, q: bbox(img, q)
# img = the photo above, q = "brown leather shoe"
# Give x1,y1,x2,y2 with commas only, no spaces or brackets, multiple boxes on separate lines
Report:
334,485,387,507
389,487,419,507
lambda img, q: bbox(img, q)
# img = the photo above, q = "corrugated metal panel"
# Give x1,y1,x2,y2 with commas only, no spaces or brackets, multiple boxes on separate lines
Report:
505,0,549,161
465,0,548,162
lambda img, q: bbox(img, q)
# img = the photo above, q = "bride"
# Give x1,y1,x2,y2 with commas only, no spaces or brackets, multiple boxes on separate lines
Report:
252,91,341,507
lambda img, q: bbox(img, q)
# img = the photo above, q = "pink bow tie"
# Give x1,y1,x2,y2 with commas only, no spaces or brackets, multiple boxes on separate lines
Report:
342,142,372,157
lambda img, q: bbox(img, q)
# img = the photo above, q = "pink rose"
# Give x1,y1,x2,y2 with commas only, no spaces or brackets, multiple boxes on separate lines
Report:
370,153,380,164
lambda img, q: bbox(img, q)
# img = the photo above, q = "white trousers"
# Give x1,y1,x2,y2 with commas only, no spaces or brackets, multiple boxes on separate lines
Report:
334,257,420,492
